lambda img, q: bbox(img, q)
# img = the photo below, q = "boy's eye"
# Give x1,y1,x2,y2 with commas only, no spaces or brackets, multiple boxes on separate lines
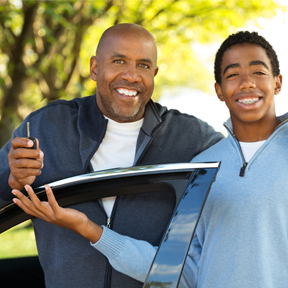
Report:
254,71,266,75
226,73,237,78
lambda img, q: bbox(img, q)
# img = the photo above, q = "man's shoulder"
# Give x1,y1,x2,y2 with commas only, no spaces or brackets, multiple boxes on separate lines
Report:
28,95,94,119
152,101,201,122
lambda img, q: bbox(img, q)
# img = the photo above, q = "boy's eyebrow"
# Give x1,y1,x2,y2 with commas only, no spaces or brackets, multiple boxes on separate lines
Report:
223,63,239,75
223,60,270,75
110,53,153,65
249,60,269,70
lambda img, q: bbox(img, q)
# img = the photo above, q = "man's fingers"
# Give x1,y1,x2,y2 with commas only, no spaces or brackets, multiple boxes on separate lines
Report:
11,137,33,149
10,168,42,182
11,157,43,169
10,147,44,161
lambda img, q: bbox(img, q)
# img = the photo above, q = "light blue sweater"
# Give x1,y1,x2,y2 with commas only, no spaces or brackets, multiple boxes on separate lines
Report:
92,113,288,287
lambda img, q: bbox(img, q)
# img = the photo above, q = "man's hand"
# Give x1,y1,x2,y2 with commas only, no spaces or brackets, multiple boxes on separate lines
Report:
8,137,44,190
12,185,103,243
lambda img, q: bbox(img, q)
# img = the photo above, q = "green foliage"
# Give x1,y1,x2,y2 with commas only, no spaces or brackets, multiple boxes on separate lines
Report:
0,221,38,259
0,0,285,147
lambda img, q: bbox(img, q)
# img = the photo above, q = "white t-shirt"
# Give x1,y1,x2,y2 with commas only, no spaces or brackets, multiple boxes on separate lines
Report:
90,117,143,217
239,140,266,162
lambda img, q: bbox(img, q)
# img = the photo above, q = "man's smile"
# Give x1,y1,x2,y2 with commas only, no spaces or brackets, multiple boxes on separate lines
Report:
116,88,139,97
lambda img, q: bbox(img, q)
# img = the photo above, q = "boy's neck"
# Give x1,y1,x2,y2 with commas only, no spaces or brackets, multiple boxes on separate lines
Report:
232,117,281,142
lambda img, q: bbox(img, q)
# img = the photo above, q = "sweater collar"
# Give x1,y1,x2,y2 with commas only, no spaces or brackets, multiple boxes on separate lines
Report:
224,112,288,135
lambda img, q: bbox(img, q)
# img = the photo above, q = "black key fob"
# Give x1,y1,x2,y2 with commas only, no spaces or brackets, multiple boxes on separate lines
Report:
25,137,37,149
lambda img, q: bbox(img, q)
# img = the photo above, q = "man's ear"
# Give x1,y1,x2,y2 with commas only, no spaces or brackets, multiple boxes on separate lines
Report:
154,66,159,77
90,56,98,81
274,74,282,95
215,82,224,101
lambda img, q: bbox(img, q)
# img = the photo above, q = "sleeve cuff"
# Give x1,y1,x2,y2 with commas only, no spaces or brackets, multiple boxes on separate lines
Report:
90,226,126,260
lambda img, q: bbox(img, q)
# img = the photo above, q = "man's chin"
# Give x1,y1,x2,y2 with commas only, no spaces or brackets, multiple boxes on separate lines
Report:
110,108,144,123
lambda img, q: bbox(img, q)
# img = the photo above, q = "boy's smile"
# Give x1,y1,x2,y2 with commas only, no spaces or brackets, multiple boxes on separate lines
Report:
215,43,282,141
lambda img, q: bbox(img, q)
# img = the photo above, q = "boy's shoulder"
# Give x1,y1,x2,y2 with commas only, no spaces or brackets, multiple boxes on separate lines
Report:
191,136,230,162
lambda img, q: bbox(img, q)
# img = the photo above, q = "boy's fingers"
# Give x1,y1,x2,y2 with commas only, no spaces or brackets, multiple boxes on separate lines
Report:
45,185,58,210
12,188,46,218
24,185,41,203
12,194,37,217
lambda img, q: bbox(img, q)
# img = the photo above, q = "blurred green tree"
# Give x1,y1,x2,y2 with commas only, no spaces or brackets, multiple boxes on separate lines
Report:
0,0,283,147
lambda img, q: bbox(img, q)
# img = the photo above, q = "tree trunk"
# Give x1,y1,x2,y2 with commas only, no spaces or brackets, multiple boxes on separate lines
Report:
0,3,38,148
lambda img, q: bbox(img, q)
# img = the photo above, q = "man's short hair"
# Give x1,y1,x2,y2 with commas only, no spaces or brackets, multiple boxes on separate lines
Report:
214,31,280,84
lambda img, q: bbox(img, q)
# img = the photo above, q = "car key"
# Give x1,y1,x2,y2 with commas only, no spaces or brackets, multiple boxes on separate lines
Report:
25,122,37,149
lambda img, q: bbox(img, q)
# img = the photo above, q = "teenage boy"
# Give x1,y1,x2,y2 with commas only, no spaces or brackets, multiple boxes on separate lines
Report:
185,31,288,287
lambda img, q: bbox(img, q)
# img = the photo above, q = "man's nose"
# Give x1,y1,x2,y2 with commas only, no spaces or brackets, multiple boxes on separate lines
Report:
239,75,256,90
121,64,141,82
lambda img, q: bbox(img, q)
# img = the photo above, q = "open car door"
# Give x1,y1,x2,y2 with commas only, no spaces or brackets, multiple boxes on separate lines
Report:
0,162,220,288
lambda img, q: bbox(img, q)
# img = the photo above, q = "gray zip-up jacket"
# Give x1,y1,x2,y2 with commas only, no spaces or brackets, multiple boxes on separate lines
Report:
0,95,223,287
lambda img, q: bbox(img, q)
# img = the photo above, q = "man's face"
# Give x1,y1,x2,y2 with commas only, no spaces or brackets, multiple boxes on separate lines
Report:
215,43,282,130
90,31,158,123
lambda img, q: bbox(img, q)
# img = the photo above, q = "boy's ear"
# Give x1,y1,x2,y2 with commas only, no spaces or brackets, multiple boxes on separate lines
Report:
90,56,98,81
215,82,225,101
274,74,282,95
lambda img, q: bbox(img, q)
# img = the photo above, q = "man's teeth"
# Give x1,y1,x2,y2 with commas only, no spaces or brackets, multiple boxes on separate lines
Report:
238,98,260,105
116,88,137,96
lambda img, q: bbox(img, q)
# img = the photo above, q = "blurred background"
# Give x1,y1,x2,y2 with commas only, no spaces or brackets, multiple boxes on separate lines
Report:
0,0,287,258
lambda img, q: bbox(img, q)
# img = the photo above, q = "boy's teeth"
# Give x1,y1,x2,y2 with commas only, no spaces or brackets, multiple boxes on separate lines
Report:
116,88,137,96
238,98,259,105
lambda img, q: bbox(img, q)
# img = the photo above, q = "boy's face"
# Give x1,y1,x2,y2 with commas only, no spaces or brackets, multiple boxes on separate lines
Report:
215,43,282,131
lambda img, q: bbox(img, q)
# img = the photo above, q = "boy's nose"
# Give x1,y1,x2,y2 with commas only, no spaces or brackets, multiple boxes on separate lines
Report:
239,75,256,90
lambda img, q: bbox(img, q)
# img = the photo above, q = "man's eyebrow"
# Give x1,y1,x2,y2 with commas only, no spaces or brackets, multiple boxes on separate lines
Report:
250,60,269,70
139,58,153,65
110,53,127,59
110,53,153,65
223,63,240,75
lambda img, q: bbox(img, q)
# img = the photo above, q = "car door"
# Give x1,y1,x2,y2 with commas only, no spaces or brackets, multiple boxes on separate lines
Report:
0,162,220,288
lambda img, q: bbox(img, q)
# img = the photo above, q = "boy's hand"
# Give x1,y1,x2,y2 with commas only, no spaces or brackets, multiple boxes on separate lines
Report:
8,137,44,190
12,185,103,243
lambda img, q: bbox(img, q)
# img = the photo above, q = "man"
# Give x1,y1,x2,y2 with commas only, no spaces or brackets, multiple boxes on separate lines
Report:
0,23,223,287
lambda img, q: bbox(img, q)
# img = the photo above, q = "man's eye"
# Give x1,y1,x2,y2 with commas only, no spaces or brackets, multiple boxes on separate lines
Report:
139,63,149,69
114,60,124,64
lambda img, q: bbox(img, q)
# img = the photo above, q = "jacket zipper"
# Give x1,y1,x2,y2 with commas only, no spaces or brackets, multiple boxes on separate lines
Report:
239,162,248,177
223,124,248,177
106,218,111,228
104,197,119,288
134,122,165,165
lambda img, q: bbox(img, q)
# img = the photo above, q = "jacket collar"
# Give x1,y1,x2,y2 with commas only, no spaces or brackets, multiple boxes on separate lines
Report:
224,112,288,135
77,95,165,170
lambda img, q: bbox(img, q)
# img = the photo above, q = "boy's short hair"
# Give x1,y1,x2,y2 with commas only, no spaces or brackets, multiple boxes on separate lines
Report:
214,31,280,84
